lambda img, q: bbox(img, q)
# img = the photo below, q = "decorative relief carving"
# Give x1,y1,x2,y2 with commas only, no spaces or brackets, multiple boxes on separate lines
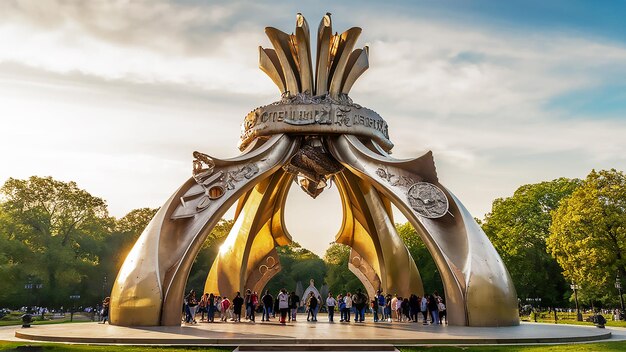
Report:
192,151,215,184
224,163,261,190
239,92,391,151
375,166,415,188
259,256,278,275
406,182,449,219
173,153,266,217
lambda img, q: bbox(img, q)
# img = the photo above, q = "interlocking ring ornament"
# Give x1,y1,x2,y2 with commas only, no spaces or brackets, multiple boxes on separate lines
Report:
407,182,449,218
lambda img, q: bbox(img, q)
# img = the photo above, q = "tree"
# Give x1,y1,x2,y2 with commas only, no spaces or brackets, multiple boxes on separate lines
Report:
548,169,626,305
265,242,327,295
481,178,580,306
98,207,159,298
0,176,112,307
185,219,235,292
322,243,364,295
396,222,443,295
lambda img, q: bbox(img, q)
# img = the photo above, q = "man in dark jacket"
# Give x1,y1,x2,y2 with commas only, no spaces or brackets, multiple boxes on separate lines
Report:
288,292,299,322
232,292,244,322
262,290,273,321
353,288,368,322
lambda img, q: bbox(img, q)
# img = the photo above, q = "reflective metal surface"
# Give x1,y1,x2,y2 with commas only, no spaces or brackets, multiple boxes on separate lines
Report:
111,13,518,327
328,135,519,327
110,135,298,326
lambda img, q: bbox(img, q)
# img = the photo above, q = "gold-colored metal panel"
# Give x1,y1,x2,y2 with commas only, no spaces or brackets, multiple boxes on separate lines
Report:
204,169,294,298
341,47,369,95
333,170,423,298
328,134,519,327
328,27,361,98
315,13,332,95
295,14,313,94
348,247,381,299
265,27,301,94
245,247,282,294
259,47,286,93
110,135,298,326
269,173,294,246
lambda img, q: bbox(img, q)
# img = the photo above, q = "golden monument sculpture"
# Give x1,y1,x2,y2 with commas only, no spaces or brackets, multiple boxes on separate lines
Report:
110,13,519,327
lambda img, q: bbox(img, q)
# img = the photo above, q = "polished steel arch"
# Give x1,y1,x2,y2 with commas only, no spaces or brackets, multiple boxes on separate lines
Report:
110,13,518,327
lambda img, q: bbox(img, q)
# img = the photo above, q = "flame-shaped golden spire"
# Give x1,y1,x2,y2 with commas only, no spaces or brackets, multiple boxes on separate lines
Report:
260,13,369,98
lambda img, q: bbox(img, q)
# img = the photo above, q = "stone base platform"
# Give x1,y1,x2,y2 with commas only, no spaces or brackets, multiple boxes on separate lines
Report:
8,321,614,347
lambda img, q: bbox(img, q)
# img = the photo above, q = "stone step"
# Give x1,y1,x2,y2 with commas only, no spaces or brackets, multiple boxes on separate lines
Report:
236,345,397,352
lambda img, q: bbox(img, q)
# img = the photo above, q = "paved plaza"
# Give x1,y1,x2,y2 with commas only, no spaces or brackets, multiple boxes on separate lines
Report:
1,320,623,348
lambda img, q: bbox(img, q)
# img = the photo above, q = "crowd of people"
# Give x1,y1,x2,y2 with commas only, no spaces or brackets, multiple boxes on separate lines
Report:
181,287,448,325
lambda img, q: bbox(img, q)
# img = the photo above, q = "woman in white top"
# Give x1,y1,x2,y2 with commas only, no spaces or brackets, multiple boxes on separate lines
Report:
278,289,289,324
391,295,398,322
326,293,337,322
344,292,353,322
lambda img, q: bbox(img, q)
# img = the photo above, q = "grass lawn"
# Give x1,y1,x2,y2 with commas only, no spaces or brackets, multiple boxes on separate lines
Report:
0,312,94,327
523,311,626,328
0,341,624,352
398,341,626,351
0,341,233,351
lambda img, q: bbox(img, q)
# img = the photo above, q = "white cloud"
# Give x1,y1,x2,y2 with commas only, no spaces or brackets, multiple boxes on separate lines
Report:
1,1,626,256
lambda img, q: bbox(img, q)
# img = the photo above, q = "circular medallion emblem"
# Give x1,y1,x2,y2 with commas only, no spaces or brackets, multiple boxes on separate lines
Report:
407,182,449,218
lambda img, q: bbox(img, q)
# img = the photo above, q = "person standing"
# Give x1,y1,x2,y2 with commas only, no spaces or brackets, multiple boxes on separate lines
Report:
384,294,392,322
187,290,198,324
207,293,216,322
308,293,319,322
344,292,352,322
391,294,398,322
376,291,385,322
251,291,259,321
402,297,410,322
326,293,337,322
409,294,419,322
353,289,367,322
278,288,289,324
288,291,299,322
372,297,379,322
337,294,345,322
262,290,273,321
198,293,208,322
233,292,244,322
220,296,231,322
215,296,223,322
420,295,428,325
100,297,110,324
396,297,403,322
437,297,447,325
428,294,439,325
244,290,252,320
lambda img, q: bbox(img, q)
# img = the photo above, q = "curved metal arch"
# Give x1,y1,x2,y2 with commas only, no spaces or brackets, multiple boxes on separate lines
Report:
334,170,424,299
110,135,298,326
203,168,295,299
327,134,519,327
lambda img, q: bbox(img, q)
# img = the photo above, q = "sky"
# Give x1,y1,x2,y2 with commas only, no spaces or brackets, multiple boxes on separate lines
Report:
1,0,626,257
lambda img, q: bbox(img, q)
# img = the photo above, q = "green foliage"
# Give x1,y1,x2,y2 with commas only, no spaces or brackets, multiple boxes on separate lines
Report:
548,169,626,305
0,176,112,307
323,243,364,295
0,176,157,309
185,219,235,292
481,178,581,306
396,222,443,295
264,242,327,294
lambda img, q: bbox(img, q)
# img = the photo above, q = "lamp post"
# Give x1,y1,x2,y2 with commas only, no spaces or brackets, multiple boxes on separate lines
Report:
526,297,542,322
69,295,81,322
24,277,43,313
570,283,582,321
616,273,624,320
